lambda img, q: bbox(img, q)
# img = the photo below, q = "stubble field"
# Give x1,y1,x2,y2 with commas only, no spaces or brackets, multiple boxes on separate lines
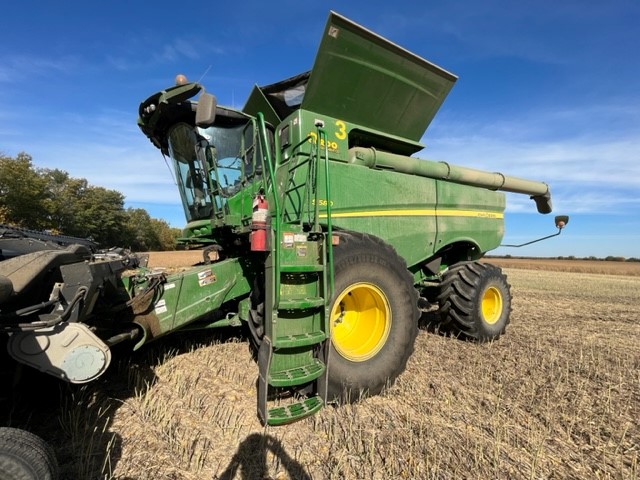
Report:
3,254,639,479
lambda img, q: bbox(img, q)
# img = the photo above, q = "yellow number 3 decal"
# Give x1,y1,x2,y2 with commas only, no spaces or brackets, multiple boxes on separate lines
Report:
335,120,347,140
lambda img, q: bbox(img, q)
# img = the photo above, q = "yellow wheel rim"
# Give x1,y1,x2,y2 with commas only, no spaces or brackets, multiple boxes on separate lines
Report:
482,286,503,325
330,282,391,362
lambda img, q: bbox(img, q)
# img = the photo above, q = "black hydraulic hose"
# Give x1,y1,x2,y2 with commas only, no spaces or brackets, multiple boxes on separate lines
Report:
14,299,58,316
125,273,166,312
57,287,88,322
0,287,88,332
104,328,139,347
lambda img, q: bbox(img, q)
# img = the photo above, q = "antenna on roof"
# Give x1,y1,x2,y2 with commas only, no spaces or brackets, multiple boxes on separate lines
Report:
197,65,212,83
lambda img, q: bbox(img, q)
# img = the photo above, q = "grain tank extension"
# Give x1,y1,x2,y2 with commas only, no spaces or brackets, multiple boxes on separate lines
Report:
1,12,562,438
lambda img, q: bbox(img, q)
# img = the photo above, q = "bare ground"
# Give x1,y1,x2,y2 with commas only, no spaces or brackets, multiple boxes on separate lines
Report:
3,258,639,479
486,257,640,276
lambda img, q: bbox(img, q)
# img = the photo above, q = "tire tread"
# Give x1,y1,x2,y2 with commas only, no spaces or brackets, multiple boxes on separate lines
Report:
328,231,419,402
0,427,59,480
437,261,512,342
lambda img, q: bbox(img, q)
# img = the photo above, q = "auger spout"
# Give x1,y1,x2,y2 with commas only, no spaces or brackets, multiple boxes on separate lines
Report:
348,147,552,214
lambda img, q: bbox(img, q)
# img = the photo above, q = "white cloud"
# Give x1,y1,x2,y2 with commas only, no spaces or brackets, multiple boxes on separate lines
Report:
424,136,640,187
156,39,201,62
504,189,640,215
104,35,229,74
383,3,639,66
28,139,178,201
417,101,640,215
0,55,78,82
154,38,227,64
1,105,180,206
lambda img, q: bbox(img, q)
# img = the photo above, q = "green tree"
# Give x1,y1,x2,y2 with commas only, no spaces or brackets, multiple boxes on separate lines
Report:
123,208,159,250
150,218,180,251
40,169,129,246
71,186,128,246
42,169,86,233
0,153,50,228
2,152,179,250
122,209,179,251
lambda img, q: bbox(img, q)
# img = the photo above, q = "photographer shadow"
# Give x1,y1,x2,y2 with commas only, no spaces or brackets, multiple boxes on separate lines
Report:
215,433,311,480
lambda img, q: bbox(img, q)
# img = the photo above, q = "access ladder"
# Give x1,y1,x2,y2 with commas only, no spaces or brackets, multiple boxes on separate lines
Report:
256,117,334,425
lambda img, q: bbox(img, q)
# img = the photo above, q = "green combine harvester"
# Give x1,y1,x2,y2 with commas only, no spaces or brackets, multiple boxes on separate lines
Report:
134,12,563,424
1,13,568,476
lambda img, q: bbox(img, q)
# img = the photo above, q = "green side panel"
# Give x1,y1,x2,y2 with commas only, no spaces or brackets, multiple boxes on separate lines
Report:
224,182,259,228
143,257,252,338
434,181,506,253
311,161,505,268
302,11,457,142
319,161,438,267
243,85,281,127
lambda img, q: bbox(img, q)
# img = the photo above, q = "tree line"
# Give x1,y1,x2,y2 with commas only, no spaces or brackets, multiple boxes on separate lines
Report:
0,152,181,251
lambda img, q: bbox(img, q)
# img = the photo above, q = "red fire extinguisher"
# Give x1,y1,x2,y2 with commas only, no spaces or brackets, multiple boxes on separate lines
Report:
250,194,269,251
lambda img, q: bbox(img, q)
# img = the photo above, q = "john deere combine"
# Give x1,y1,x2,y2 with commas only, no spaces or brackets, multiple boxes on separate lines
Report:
136,11,560,423
1,13,565,455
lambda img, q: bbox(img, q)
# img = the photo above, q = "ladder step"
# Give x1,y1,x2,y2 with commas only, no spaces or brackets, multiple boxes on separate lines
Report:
280,264,324,273
269,359,325,387
278,296,325,310
267,395,324,426
274,331,327,348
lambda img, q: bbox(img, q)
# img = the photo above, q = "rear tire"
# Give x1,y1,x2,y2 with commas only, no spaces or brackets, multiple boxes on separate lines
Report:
327,233,418,403
437,261,511,342
0,427,59,480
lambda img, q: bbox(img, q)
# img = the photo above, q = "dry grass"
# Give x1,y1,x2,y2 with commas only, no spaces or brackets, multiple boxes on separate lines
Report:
147,251,640,276
3,261,639,479
486,257,640,276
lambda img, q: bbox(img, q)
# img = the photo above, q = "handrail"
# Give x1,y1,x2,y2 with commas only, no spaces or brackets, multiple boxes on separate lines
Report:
257,113,281,308
257,113,279,215
256,114,335,309
282,135,315,227
318,129,334,301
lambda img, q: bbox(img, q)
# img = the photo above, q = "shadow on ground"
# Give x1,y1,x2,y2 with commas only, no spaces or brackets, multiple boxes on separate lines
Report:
1,306,460,479
215,433,311,480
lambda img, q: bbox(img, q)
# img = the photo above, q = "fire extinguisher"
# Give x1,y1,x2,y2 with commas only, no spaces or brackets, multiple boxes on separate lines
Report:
250,194,269,251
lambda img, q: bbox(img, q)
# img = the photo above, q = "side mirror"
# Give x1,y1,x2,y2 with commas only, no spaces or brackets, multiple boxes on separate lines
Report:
196,92,217,127
501,214,570,248
555,215,569,229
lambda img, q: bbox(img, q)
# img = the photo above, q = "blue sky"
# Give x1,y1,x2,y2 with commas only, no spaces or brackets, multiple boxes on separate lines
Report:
1,1,639,258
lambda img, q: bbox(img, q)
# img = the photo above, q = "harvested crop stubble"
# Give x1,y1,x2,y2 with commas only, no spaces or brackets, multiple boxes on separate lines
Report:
105,267,640,479
4,261,639,479
486,257,640,276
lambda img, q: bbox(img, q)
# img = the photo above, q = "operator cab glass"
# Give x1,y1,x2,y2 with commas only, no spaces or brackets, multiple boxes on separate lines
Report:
167,115,270,224
168,124,213,222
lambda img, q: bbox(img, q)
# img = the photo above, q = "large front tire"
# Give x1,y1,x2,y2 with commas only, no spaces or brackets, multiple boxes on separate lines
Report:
327,233,419,403
437,262,511,342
